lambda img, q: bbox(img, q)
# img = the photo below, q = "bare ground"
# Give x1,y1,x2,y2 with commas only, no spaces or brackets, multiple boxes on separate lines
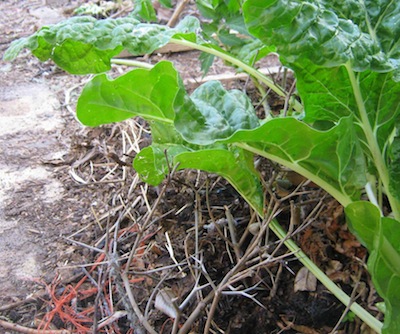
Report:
0,1,383,333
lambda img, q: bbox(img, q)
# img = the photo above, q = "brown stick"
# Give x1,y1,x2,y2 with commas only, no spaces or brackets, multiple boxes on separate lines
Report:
167,0,190,27
0,319,71,334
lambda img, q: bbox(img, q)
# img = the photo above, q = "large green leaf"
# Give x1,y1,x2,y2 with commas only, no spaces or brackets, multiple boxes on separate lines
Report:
293,61,400,150
74,60,265,211
322,1,400,60
228,117,366,206
3,16,200,74
346,202,400,334
242,1,400,331
242,0,400,205
243,0,398,72
77,61,184,126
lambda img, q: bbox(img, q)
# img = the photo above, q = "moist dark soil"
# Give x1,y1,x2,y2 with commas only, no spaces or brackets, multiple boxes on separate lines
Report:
0,1,382,333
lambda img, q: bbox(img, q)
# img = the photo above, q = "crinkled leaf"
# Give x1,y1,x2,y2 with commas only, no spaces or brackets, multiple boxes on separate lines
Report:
243,0,398,72
346,202,400,333
74,61,264,210
175,81,260,145
174,79,365,205
323,1,400,61
4,16,200,74
243,0,400,204
77,61,183,126
51,39,121,74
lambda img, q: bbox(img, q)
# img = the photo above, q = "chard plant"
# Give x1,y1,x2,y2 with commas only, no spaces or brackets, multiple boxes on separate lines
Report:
4,1,400,332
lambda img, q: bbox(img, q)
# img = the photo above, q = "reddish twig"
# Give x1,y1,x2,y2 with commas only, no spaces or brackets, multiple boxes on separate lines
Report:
38,253,107,333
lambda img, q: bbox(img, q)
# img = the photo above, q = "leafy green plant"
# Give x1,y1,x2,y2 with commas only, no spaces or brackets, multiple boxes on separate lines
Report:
4,1,400,332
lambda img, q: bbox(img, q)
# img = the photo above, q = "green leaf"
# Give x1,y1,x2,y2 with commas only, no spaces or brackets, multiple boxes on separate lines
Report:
134,144,188,185
75,61,265,210
217,29,245,47
175,147,264,213
231,117,366,205
134,143,264,212
134,121,194,184
292,61,400,148
242,0,400,218
175,81,260,145
199,52,215,75
229,38,275,66
51,39,122,74
177,108,365,205
132,0,157,22
346,202,400,333
243,0,398,72
4,16,201,74
173,78,365,205
388,132,400,201
196,0,228,19
77,61,184,126
324,1,400,60
158,0,172,8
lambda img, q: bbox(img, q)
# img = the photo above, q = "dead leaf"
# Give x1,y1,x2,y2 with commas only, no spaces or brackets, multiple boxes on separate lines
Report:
294,267,317,292
155,288,179,319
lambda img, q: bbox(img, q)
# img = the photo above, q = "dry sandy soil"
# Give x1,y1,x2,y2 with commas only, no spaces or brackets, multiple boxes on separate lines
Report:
0,1,382,334
0,0,83,300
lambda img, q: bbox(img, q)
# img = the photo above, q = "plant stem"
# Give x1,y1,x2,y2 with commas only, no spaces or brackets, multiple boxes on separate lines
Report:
111,58,153,69
345,63,400,221
169,38,304,113
234,143,382,333
236,143,353,207
236,143,383,333
169,39,283,93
